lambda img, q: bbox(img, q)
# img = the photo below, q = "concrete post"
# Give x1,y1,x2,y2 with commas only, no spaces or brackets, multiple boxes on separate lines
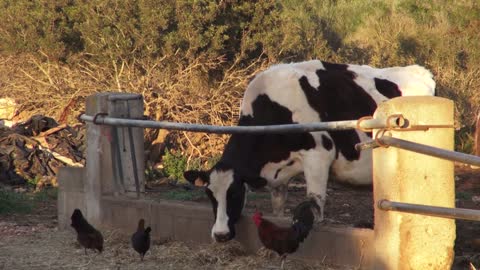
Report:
372,96,455,270
85,93,112,226
107,94,145,196
84,92,146,226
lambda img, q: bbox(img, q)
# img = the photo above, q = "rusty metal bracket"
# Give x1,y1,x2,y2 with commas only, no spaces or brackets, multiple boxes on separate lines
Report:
385,113,453,131
356,116,374,132
374,129,390,148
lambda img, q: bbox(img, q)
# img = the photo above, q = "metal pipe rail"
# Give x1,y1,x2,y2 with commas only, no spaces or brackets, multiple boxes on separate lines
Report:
355,140,379,151
378,199,480,221
80,114,400,134
377,136,480,167
108,93,142,101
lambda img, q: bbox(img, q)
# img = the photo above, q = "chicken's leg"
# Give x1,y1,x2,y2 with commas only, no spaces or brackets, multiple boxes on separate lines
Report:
280,255,287,269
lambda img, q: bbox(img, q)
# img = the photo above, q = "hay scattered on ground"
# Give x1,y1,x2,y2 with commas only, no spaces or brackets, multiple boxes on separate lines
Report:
0,227,350,270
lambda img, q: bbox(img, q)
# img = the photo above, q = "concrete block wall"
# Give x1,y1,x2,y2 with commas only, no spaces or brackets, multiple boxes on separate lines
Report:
236,213,373,268
102,196,215,244
57,167,86,229
99,196,374,269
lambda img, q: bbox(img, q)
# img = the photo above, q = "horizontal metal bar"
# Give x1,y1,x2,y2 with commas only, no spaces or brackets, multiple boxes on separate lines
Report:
378,199,480,221
80,114,398,134
378,136,480,167
108,94,142,101
355,140,379,151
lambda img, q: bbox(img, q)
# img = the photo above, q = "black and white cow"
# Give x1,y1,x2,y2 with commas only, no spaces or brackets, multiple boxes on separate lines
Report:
184,60,435,242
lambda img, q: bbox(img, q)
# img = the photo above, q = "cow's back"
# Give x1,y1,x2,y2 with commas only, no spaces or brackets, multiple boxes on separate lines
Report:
241,60,435,120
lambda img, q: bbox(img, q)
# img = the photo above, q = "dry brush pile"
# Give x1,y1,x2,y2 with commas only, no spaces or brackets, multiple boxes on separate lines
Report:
0,52,270,182
0,114,85,187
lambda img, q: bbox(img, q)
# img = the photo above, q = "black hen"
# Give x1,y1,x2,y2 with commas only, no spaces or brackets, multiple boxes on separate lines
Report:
131,219,151,261
70,209,104,255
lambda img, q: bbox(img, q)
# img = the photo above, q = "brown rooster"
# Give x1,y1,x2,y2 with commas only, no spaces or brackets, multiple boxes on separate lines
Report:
131,219,151,261
253,199,318,269
70,209,104,255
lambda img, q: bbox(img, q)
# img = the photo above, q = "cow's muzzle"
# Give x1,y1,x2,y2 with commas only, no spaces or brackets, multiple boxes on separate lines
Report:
213,232,232,242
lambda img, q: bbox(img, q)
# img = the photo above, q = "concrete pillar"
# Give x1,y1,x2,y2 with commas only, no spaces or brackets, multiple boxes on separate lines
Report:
372,96,455,270
85,93,111,226
107,93,145,196
84,92,145,226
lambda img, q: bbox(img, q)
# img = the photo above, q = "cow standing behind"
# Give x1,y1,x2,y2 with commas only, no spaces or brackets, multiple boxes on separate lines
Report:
184,60,435,242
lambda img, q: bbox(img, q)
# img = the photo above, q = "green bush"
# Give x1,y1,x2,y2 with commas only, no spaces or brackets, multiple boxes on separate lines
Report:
164,189,206,201
161,149,187,181
26,177,40,189
0,188,57,215
0,190,33,214
33,188,58,202
2,0,479,70
161,148,219,182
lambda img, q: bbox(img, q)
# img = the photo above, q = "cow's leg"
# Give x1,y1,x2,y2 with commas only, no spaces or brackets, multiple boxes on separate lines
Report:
302,149,334,223
271,184,288,216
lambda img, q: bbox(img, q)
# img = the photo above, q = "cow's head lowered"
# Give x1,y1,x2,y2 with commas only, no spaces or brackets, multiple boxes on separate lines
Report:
184,164,266,242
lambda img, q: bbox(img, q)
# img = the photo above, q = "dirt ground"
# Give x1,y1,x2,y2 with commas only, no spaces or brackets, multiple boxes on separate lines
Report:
0,225,340,270
0,192,345,270
1,164,479,269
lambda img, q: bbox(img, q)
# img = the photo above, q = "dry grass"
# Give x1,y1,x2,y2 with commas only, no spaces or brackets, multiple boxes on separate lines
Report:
0,227,347,270
341,3,480,152
0,52,269,167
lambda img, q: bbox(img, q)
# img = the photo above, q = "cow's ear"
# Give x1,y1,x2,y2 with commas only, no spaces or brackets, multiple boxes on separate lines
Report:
244,177,267,190
184,170,209,187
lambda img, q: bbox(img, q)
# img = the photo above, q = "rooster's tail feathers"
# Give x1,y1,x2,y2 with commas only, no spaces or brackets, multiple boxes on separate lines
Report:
292,220,311,243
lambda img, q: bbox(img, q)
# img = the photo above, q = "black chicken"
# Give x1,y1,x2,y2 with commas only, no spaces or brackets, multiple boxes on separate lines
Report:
131,219,151,261
70,209,104,255
253,199,318,269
